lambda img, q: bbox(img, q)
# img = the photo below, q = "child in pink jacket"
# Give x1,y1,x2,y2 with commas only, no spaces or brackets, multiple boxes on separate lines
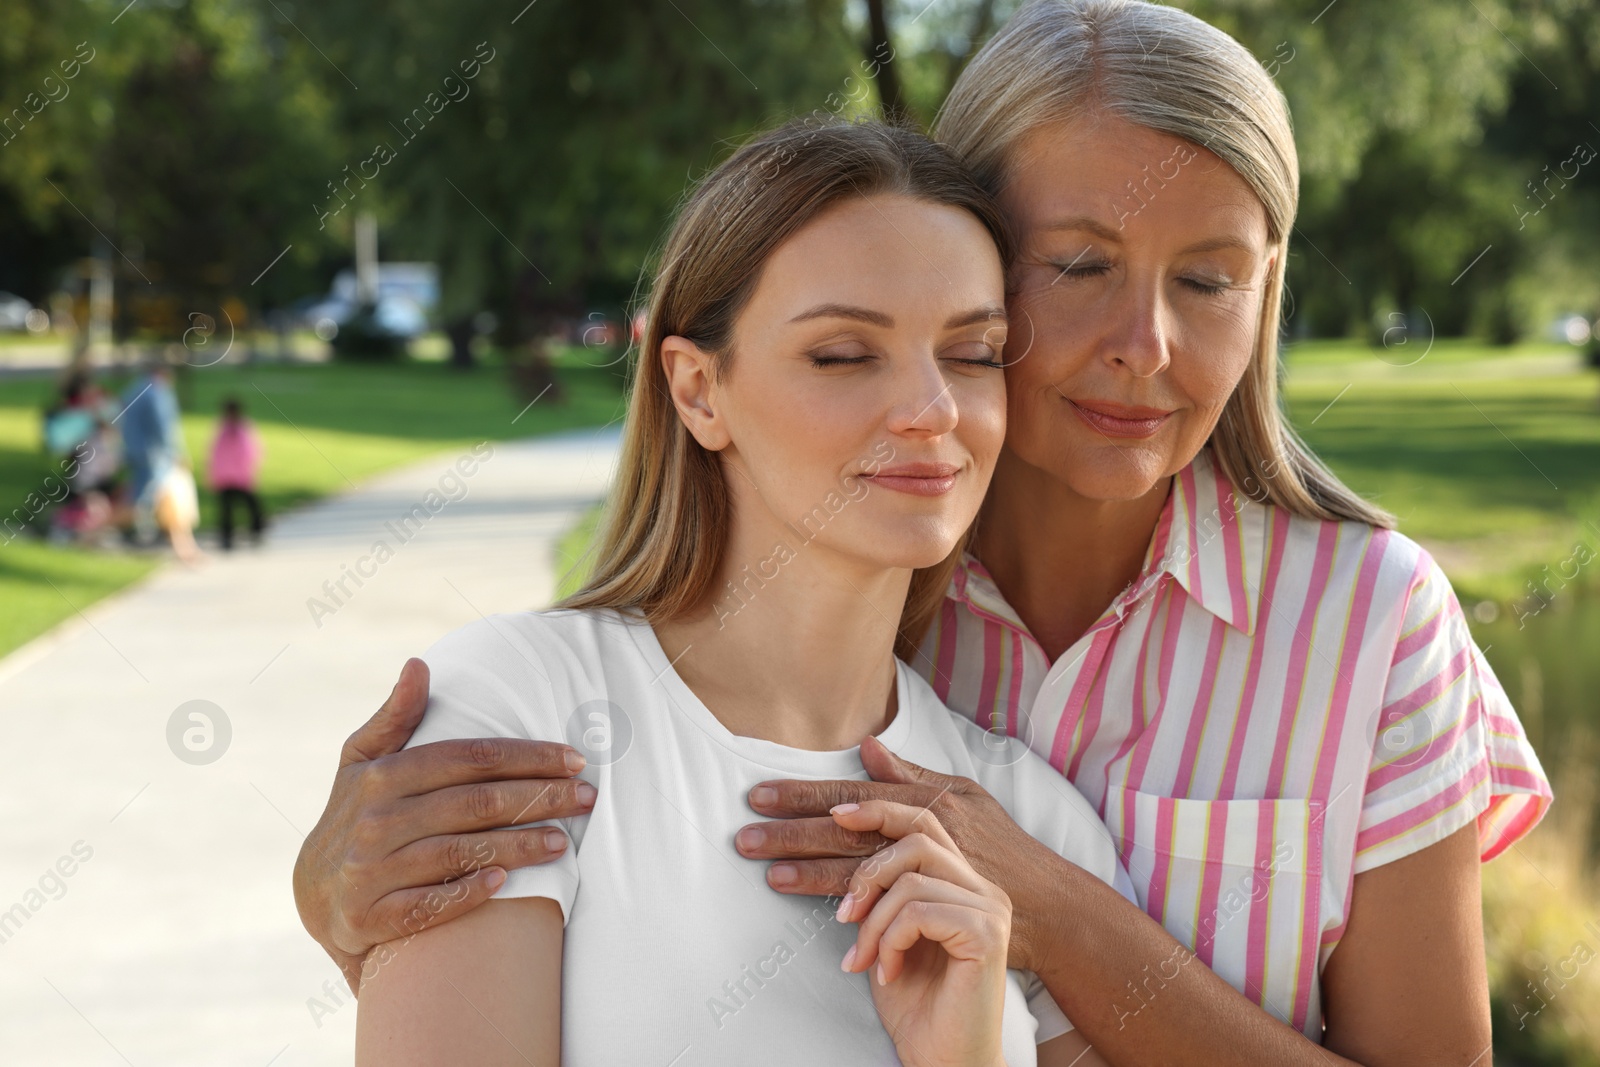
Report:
207,397,266,549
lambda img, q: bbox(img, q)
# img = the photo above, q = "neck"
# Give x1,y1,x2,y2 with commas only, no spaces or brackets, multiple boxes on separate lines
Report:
653,497,908,752
973,447,1171,661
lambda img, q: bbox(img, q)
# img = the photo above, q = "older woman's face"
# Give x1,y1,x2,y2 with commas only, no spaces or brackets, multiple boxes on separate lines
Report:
998,113,1273,501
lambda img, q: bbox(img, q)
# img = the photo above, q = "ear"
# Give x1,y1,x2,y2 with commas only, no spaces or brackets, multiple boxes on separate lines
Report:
660,335,731,452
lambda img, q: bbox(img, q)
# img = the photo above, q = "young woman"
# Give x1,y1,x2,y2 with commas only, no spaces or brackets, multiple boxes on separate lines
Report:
353,119,1133,1066
302,2,1552,1064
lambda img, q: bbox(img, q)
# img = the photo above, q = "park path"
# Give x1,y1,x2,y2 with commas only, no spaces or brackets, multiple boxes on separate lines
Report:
0,426,622,1066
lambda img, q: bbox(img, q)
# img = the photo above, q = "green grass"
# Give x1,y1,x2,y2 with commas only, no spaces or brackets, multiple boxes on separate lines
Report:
1279,340,1600,599
553,503,604,601
0,350,627,658
0,540,160,657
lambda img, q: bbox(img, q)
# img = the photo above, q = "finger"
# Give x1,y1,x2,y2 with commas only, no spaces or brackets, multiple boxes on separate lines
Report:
359,864,511,958
833,798,960,852
873,898,1006,985
842,874,998,977
746,776,930,819
836,829,982,924
859,734,980,797
372,736,587,798
765,856,860,897
386,826,573,886
342,658,431,767
394,774,596,838
844,872,974,974
734,815,888,861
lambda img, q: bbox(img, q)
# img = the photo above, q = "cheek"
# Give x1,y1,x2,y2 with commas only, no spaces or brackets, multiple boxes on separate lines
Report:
1174,348,1251,415
723,377,879,493
1171,301,1260,413
1005,288,1078,376
957,376,1008,468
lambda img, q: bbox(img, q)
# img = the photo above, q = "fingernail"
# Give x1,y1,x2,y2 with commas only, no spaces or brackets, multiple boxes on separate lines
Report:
544,829,567,851
576,782,598,806
835,893,853,922
769,863,797,886
830,802,859,815
736,826,765,851
485,867,506,891
750,785,776,808
564,750,586,773
876,962,887,986
841,945,857,972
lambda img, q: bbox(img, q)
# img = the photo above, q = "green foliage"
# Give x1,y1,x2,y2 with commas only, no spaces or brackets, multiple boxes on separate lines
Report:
1181,0,1600,341
5,0,1598,347
1,0,346,320
294,0,858,332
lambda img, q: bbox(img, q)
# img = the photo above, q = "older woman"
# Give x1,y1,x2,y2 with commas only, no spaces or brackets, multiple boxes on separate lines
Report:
294,1,1550,1063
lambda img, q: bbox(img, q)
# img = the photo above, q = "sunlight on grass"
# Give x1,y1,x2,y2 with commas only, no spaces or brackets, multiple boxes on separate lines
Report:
0,541,159,658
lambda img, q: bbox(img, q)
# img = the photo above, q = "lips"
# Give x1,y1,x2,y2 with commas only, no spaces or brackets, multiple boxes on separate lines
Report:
1067,398,1174,439
861,461,960,497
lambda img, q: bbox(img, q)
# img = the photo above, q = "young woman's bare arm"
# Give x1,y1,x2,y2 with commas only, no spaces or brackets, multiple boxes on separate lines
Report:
355,896,563,1067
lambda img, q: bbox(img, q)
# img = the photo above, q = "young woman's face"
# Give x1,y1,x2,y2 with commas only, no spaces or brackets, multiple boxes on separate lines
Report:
998,113,1274,501
673,193,1008,573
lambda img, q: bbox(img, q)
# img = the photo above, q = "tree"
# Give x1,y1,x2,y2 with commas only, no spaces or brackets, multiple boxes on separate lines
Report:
294,0,858,368
0,0,345,341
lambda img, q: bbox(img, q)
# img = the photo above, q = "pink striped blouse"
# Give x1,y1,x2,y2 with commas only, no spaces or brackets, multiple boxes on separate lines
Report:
913,447,1551,1039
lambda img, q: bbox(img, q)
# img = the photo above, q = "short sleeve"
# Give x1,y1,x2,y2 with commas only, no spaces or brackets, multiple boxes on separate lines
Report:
406,615,583,922
1355,552,1552,873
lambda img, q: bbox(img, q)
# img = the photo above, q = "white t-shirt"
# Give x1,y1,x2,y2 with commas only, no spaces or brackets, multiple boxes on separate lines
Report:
409,608,1135,1066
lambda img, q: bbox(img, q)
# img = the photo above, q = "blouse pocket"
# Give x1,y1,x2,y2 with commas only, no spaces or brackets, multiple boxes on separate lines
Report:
1107,787,1326,1038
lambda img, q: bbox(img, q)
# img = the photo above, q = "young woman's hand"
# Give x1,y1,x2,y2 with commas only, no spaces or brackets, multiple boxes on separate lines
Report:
833,799,1012,1067
739,733,1084,973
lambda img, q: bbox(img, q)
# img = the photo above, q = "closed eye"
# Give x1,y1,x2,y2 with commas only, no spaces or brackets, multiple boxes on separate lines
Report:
807,353,874,368
1179,277,1229,296
943,341,1004,368
1050,255,1108,285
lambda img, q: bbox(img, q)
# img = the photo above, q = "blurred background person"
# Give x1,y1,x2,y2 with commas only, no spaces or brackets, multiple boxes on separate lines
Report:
207,396,266,551
118,361,185,551
41,372,124,544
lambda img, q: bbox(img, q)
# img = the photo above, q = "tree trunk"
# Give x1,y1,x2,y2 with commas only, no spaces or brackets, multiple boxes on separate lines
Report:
446,316,476,370
863,0,906,123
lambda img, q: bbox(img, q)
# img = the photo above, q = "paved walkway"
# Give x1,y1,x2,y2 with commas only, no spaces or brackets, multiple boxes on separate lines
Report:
0,427,622,1066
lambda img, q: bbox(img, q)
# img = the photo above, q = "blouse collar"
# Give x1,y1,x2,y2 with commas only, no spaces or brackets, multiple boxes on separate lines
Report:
952,448,1269,638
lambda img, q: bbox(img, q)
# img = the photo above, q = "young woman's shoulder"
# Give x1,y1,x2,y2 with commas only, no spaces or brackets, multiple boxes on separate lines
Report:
407,607,639,749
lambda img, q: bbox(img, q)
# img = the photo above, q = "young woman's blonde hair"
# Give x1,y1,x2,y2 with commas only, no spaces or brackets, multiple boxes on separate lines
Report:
560,118,1015,660
934,0,1394,527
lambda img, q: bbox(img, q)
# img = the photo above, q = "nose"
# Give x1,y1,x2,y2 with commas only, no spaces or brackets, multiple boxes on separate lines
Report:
886,350,958,438
1104,279,1172,378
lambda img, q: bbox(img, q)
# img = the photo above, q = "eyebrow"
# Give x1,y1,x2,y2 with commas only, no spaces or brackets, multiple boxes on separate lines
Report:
1043,215,1258,256
787,303,1008,329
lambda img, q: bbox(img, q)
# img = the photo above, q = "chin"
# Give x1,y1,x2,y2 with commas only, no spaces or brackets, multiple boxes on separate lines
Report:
1054,441,1174,502
849,519,966,572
